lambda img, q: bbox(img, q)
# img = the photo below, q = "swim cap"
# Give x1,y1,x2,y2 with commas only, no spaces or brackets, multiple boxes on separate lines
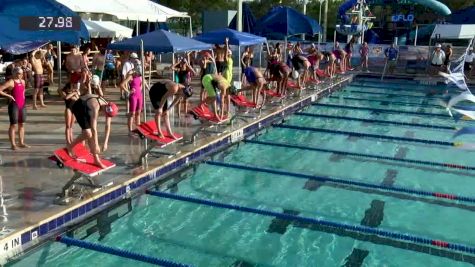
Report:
105,102,119,117
91,75,100,87
183,85,193,98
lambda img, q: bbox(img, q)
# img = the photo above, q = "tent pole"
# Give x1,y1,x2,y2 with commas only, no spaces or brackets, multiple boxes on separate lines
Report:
238,45,241,82
141,40,147,123
259,44,262,69
284,36,287,66
189,17,193,37
57,41,62,90
414,24,419,46
136,19,139,36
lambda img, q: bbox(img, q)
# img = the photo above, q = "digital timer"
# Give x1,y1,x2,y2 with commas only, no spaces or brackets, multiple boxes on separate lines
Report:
19,16,81,31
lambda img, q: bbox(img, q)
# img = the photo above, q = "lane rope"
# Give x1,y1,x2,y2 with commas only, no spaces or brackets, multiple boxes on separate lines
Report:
245,139,475,171
312,103,451,118
328,96,444,109
56,236,192,267
205,161,475,204
295,112,456,130
275,124,458,147
343,89,443,100
147,190,475,255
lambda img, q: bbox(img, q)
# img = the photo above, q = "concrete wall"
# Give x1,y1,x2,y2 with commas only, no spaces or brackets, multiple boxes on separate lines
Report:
202,10,237,33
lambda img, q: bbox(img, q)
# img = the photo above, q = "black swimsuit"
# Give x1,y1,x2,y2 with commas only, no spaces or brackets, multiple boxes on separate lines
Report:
71,96,102,130
149,82,169,111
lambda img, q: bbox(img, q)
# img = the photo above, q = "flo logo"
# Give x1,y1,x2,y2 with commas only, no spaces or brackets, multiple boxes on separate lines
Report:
391,14,414,22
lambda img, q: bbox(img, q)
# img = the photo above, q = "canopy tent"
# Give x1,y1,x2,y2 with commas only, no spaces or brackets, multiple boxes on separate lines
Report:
1,41,48,55
431,24,475,40
108,29,211,53
82,20,133,39
0,0,89,46
194,28,266,46
449,7,475,24
56,0,192,36
56,0,188,22
229,2,257,33
253,6,321,40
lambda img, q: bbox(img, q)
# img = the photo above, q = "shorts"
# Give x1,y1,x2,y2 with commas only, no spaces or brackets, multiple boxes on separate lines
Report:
70,72,82,84
103,68,116,81
149,82,169,111
216,61,227,74
8,103,26,125
72,99,91,130
129,93,143,113
202,74,216,98
465,62,472,71
34,74,44,89
64,99,75,110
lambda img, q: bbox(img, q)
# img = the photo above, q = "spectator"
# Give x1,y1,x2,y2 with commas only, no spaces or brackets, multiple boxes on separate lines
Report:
103,50,117,88
465,47,474,78
429,43,445,75
359,42,370,72
44,43,57,84
444,44,452,73
384,43,399,74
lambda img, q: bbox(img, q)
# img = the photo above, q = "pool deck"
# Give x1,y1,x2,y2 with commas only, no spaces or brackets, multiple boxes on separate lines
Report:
0,71,354,263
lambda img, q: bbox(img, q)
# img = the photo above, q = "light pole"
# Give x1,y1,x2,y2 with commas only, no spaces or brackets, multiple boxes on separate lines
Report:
302,0,308,40
318,0,324,48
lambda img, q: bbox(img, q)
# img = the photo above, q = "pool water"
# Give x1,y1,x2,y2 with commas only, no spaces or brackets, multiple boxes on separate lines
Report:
9,77,475,267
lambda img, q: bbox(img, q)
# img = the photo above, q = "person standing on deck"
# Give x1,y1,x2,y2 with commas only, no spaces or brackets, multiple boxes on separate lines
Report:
214,38,229,75
65,46,86,91
30,49,47,109
0,67,30,150
384,43,399,75
359,42,370,72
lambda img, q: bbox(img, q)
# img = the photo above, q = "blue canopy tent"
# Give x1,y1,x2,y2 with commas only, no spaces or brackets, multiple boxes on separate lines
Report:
229,2,257,33
0,0,88,46
253,6,321,66
0,0,89,89
253,6,321,40
108,29,212,122
449,7,475,24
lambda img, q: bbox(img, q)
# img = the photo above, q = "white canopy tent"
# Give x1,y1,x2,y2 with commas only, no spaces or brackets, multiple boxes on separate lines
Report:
431,24,475,40
56,0,192,36
82,20,133,39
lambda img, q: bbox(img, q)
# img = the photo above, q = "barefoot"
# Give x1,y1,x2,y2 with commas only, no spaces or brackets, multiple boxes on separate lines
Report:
11,145,18,151
18,143,31,148
65,144,75,158
40,104,47,108
33,106,38,110
94,159,107,169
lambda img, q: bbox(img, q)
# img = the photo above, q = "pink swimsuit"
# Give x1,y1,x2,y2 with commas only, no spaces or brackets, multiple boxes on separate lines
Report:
128,75,143,113
8,80,26,125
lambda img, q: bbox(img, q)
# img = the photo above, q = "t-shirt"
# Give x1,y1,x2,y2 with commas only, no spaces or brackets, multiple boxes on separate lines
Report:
431,50,445,65
122,61,134,77
385,47,398,60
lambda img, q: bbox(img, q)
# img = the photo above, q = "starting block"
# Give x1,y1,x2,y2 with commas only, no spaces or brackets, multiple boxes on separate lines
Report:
134,120,182,163
188,105,230,143
50,143,115,205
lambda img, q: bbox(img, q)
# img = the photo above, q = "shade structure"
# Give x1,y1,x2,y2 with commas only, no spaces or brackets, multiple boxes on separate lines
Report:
229,2,257,33
431,24,475,40
253,6,321,40
449,7,475,24
1,41,48,55
82,20,133,39
56,0,189,22
194,28,266,46
0,0,89,46
107,29,211,53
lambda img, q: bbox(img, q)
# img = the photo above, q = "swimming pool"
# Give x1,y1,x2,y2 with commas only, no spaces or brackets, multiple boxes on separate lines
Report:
8,76,475,266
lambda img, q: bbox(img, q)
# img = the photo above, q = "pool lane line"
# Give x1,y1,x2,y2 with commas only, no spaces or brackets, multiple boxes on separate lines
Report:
205,161,475,204
328,96,444,109
295,113,456,130
343,89,443,100
147,190,475,255
312,103,451,118
245,140,475,171
56,236,192,267
275,124,458,147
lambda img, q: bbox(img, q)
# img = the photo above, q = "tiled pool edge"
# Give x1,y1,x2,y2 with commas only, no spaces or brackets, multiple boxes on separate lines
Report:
1,76,352,263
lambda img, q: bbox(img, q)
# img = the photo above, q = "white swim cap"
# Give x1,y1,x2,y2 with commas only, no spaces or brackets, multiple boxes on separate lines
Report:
91,75,100,86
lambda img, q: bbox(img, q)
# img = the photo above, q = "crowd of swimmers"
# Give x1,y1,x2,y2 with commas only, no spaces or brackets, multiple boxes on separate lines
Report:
0,38,403,168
